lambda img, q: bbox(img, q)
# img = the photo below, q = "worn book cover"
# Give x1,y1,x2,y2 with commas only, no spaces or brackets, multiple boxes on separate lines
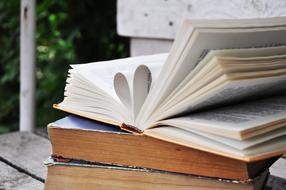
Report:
44,157,269,190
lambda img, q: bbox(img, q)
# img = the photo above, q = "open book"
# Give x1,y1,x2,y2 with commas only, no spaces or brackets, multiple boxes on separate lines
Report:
55,17,286,161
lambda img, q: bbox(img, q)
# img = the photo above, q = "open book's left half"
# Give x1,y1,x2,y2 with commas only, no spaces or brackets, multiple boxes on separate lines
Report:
56,54,167,126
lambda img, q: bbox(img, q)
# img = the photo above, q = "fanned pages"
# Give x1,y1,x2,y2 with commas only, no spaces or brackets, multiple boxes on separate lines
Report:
57,54,167,125
55,17,286,161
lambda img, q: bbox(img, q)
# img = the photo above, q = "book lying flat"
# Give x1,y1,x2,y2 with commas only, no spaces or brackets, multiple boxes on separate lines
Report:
54,17,286,161
44,157,269,190
48,115,277,180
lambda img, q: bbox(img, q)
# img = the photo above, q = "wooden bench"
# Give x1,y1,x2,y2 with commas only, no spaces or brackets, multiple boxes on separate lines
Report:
117,0,286,56
0,131,49,190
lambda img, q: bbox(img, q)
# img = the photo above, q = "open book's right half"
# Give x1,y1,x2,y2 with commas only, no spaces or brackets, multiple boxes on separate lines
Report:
55,17,286,162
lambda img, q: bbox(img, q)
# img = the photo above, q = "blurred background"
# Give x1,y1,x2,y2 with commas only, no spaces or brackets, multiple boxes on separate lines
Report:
0,0,129,134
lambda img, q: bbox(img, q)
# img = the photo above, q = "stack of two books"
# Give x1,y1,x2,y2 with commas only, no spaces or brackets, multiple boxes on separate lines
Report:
45,17,286,189
45,115,274,190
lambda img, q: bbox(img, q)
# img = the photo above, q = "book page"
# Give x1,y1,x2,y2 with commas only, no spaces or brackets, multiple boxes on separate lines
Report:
162,56,286,114
154,72,286,122
113,65,150,121
160,45,286,109
71,53,167,101
133,61,163,116
136,22,286,130
59,54,167,126
158,95,286,140
113,59,165,122
189,127,286,150
113,71,133,114
133,65,152,119
144,126,286,161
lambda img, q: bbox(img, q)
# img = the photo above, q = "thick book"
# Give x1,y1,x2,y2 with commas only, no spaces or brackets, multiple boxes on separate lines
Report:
54,17,286,161
44,157,269,190
48,115,277,180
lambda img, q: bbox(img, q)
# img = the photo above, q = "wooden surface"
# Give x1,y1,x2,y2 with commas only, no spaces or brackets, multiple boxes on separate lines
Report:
0,131,50,180
269,157,286,179
131,38,172,56
117,0,286,39
0,131,285,189
117,0,286,56
0,161,44,190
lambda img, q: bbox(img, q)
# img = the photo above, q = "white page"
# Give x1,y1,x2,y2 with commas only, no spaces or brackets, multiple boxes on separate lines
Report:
132,65,152,119
58,102,121,122
71,53,167,101
155,73,286,122
145,126,286,159
113,71,133,112
186,127,286,150
160,45,286,110
158,95,286,140
113,65,150,121
61,54,167,125
113,60,165,122
133,61,164,115
137,23,286,130
160,56,286,115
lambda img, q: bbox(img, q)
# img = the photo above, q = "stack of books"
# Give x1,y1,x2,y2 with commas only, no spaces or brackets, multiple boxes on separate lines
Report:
44,17,286,190
44,115,277,190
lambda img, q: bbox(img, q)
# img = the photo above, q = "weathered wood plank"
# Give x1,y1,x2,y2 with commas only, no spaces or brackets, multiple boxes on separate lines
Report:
35,127,49,139
117,0,286,39
266,175,286,190
131,38,173,56
270,158,286,179
0,132,51,180
0,161,43,190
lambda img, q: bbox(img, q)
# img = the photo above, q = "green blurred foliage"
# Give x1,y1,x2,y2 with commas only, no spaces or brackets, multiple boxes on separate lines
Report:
0,0,129,133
